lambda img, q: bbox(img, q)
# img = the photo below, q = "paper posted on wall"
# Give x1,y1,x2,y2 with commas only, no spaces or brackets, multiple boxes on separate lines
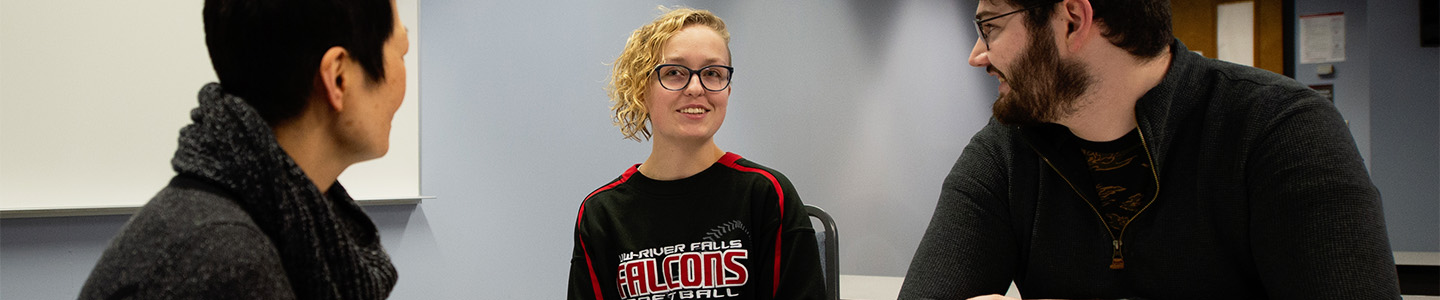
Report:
1300,12,1345,64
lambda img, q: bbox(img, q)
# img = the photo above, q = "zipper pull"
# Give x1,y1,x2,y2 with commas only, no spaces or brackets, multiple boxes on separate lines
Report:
1110,240,1125,269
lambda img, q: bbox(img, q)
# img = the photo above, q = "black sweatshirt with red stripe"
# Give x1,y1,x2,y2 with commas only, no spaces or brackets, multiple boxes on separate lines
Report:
568,152,826,300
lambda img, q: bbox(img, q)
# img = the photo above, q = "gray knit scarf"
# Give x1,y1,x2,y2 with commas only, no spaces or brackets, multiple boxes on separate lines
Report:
172,83,398,299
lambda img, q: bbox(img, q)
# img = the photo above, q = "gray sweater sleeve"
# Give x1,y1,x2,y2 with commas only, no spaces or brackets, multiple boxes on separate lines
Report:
80,221,295,300
150,222,295,299
79,185,298,300
898,123,1021,299
1245,91,1401,299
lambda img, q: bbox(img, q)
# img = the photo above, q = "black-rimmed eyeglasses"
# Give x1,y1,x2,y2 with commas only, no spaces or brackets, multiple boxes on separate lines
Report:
974,0,1060,50
653,64,734,92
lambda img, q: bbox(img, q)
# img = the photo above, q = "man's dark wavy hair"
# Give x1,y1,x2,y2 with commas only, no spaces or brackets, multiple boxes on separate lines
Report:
1001,0,1172,59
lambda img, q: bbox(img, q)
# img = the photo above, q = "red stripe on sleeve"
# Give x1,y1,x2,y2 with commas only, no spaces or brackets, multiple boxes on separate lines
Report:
716,153,788,297
578,165,640,228
773,228,782,297
580,238,604,298
716,153,785,217
574,165,640,299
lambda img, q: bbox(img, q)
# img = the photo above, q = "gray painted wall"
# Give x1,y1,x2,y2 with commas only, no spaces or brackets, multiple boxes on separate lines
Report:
1,216,130,300
0,1,991,299
0,205,421,300
4,1,992,298
6,1,1438,299
407,1,989,298
1293,0,1440,252
1367,0,1440,252
1293,0,1372,166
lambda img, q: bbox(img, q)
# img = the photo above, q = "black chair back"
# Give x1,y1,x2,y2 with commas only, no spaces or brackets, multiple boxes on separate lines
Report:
805,204,839,300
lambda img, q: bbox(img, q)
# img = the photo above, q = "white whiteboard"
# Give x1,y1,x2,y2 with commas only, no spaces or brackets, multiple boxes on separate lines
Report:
0,0,421,210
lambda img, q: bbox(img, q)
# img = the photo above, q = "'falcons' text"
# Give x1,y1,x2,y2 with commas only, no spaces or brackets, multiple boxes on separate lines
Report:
617,240,748,299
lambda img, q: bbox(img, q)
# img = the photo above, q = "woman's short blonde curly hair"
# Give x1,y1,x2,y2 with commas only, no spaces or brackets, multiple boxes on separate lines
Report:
607,6,730,142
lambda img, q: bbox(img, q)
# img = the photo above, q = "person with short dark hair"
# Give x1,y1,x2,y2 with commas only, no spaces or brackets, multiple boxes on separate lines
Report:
78,0,409,298
567,7,827,300
899,0,1401,299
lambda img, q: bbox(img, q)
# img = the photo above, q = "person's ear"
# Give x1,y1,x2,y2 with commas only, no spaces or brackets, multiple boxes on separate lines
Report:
1060,0,1096,52
316,46,350,112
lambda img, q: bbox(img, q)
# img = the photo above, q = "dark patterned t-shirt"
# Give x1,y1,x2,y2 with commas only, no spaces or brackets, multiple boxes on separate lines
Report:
1077,129,1156,232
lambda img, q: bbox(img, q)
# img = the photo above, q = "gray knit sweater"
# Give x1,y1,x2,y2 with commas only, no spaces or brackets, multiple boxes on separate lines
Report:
79,83,397,299
899,41,1400,299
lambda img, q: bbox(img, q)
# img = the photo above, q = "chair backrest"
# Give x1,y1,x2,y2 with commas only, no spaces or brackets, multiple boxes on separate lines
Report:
805,204,839,300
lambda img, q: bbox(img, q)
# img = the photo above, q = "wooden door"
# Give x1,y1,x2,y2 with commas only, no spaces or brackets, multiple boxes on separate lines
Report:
1172,0,1286,75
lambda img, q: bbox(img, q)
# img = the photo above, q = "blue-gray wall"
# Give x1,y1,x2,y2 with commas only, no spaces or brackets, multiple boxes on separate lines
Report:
406,1,988,298
1367,0,1440,252
1294,0,1440,252
3,1,992,299
1293,1,1371,166
0,205,423,300
5,1,1438,299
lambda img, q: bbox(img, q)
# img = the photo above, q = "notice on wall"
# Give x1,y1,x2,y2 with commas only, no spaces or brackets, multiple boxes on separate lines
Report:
1300,12,1345,64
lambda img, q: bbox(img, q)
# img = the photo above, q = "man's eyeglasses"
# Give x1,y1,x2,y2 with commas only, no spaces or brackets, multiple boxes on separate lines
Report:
974,0,1060,50
653,64,734,92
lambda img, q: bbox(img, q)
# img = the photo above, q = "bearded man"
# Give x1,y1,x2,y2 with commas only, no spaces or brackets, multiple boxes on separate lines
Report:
899,0,1401,299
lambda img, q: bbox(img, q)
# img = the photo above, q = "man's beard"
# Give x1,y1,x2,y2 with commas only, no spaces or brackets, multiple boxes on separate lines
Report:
991,27,1092,126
